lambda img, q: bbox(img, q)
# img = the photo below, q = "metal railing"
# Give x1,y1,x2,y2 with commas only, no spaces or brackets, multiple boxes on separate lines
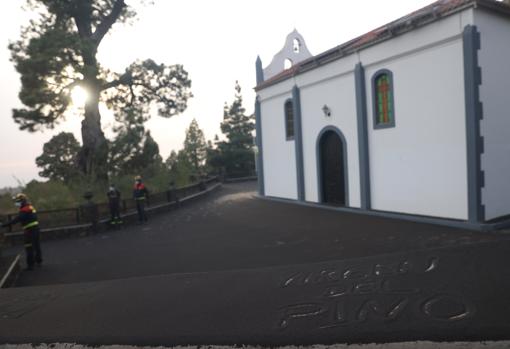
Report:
1,177,219,233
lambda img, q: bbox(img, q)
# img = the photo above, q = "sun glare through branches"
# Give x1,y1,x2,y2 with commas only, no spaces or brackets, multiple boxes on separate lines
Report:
71,86,89,107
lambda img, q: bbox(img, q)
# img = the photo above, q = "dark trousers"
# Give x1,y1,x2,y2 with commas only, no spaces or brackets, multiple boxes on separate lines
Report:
109,201,121,222
24,227,42,267
136,200,148,222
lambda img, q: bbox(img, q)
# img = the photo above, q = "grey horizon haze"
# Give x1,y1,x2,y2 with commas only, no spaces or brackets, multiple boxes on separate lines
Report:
0,0,434,187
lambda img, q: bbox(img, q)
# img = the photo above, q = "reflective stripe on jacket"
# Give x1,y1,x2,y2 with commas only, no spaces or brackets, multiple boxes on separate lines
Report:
23,221,39,230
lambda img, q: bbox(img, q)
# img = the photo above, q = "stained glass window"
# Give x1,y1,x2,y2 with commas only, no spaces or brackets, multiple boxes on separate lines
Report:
285,100,294,140
373,70,395,129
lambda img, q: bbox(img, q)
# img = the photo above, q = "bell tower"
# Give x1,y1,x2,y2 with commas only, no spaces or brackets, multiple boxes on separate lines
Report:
255,29,312,84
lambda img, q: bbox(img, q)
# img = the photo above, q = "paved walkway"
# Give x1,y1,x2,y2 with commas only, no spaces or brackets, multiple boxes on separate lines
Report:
1,182,510,345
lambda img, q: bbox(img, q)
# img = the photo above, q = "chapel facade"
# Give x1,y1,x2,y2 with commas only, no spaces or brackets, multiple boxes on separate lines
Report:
254,0,510,229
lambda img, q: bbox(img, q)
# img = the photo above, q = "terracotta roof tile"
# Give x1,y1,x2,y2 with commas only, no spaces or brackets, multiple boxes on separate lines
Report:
256,0,510,91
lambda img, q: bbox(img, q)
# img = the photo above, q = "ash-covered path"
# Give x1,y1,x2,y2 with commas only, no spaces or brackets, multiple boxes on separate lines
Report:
1,182,510,345
6,182,504,287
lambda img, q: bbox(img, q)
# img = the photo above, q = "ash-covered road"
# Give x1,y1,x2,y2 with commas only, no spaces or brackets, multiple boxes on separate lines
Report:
1,182,509,346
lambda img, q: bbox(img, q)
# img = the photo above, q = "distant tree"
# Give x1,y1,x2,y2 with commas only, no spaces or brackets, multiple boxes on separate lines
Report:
205,136,223,175
218,81,255,177
9,0,192,179
165,149,192,187
165,150,178,171
108,108,163,177
35,132,81,183
182,119,207,177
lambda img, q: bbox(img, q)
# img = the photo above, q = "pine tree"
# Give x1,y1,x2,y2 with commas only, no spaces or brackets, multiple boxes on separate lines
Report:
108,108,163,177
219,81,255,177
182,119,207,177
165,150,179,172
9,1,192,179
205,138,222,175
165,149,193,186
35,132,81,183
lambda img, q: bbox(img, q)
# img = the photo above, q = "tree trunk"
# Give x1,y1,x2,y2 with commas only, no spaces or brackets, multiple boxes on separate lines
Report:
77,35,109,181
78,87,108,180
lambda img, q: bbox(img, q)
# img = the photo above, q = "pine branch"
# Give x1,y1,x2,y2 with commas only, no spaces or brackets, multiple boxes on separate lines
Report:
92,0,126,45
101,71,132,91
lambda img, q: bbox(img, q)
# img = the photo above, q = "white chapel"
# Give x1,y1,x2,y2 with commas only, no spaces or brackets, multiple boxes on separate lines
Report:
254,0,510,230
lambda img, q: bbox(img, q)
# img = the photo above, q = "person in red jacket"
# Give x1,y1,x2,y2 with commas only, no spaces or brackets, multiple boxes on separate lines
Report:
1,193,43,270
133,175,148,223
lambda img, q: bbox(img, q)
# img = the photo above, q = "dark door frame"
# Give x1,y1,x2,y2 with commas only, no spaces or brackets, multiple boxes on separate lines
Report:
316,126,349,206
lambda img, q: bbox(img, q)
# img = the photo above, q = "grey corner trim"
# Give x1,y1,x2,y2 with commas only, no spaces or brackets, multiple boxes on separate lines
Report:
256,56,264,85
255,97,265,196
292,85,305,201
463,24,485,223
284,98,295,141
371,69,396,130
256,195,506,232
355,63,371,210
316,125,350,207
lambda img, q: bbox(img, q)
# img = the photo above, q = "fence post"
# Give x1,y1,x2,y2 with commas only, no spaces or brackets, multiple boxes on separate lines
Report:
80,191,98,233
168,182,176,203
7,214,12,233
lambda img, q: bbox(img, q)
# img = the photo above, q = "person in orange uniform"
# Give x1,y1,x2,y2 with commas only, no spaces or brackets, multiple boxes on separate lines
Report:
1,194,43,270
133,175,149,223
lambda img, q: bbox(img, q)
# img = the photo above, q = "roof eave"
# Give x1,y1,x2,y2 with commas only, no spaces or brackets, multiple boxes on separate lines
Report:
256,0,487,92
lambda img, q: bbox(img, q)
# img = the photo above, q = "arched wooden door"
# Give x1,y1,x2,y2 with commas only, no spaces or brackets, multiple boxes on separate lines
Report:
319,130,346,206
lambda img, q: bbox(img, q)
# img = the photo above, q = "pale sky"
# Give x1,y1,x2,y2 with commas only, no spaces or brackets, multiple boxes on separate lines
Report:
0,0,434,187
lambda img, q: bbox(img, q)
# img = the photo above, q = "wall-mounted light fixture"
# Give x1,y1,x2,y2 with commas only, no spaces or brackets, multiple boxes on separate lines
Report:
322,104,331,117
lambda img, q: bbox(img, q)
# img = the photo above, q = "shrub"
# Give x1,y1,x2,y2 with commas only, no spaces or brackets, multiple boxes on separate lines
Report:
23,180,77,210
